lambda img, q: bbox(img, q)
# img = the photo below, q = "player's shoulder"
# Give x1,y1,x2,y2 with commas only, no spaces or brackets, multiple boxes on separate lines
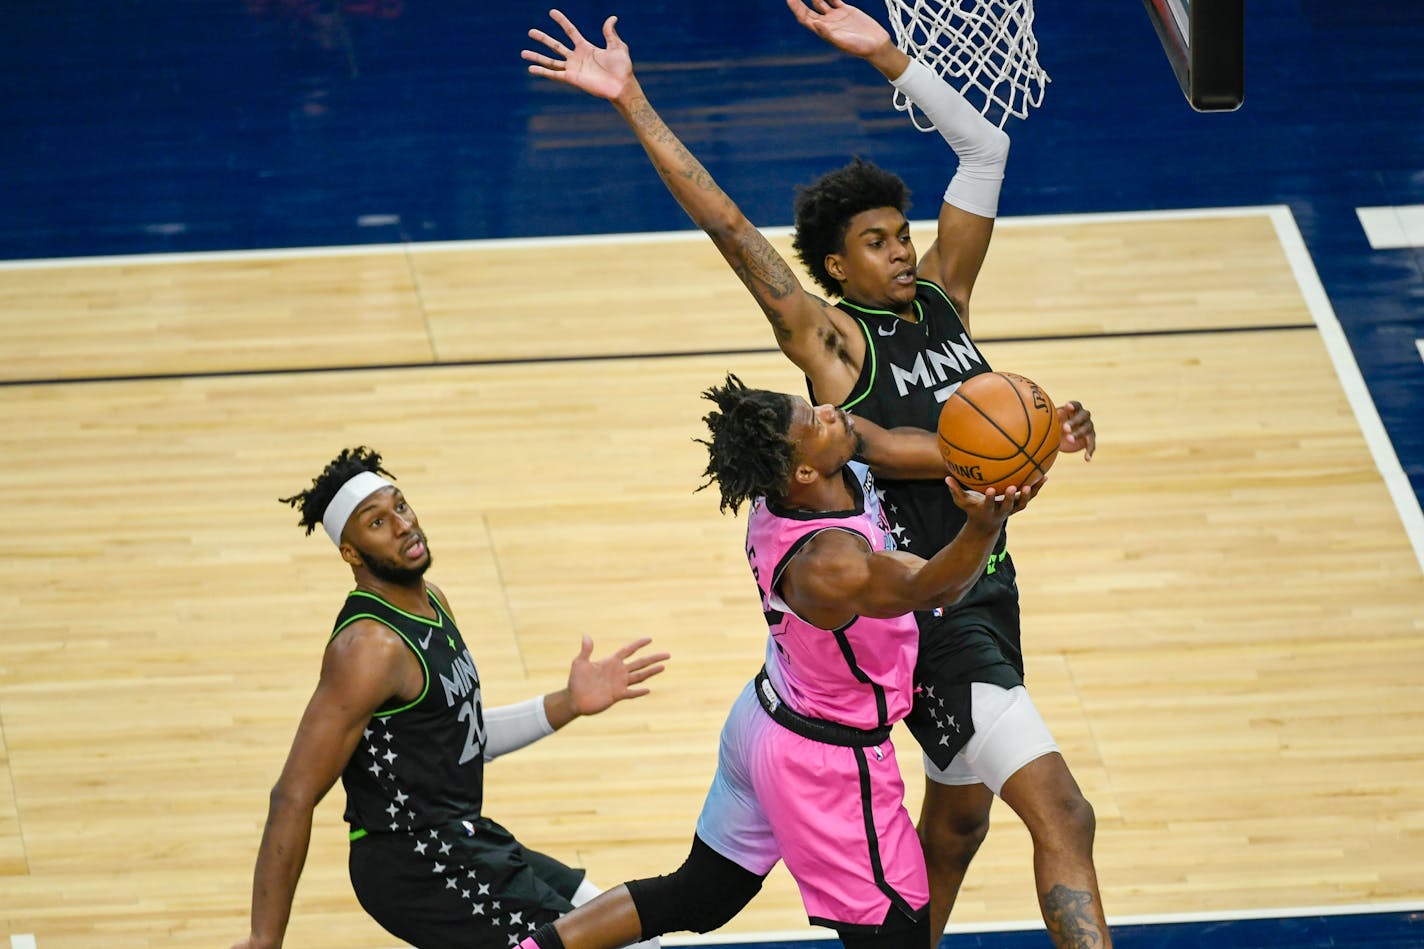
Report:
915,278,953,307
425,580,451,611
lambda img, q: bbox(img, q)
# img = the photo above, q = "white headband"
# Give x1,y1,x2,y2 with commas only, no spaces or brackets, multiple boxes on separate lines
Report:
321,471,395,546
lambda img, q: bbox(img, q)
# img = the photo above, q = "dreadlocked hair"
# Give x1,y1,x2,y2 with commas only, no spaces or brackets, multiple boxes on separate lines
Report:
791,157,912,297
695,374,796,515
279,446,395,535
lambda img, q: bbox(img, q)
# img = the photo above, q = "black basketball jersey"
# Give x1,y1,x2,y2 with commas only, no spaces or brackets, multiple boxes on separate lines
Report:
829,280,1005,565
333,589,487,837
826,280,1024,687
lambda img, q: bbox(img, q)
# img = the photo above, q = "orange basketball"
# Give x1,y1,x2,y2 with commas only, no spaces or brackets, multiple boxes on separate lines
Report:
937,371,1060,492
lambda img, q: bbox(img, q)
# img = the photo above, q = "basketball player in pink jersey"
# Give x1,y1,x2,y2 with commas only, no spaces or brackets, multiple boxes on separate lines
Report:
514,374,1039,949
525,4,1108,946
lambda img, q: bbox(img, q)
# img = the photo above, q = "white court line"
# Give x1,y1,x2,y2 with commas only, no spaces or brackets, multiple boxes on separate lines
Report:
1268,205,1424,574
668,898,1424,944
11,935,38,949
1417,338,1424,365
370,897,1424,947
0,204,1308,271
1357,204,1424,249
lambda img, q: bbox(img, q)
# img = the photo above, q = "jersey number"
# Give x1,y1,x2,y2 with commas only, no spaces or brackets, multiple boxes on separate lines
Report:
456,692,486,765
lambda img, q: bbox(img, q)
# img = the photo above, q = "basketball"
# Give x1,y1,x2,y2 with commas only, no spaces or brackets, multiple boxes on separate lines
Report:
937,371,1061,492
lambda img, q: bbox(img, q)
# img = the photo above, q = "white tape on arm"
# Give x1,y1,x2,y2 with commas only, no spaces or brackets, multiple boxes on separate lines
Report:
891,59,1011,218
481,695,555,760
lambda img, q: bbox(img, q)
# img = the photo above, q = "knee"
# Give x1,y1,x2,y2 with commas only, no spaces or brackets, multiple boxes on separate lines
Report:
1063,793,1096,845
918,808,990,871
1036,790,1096,853
626,838,763,936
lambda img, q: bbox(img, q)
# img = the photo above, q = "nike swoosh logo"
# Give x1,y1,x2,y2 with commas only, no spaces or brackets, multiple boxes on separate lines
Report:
876,323,898,336
419,630,433,649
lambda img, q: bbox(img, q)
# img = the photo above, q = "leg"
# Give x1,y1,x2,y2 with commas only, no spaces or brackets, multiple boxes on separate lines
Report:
997,753,1111,949
916,778,993,948
551,884,645,949
526,836,766,949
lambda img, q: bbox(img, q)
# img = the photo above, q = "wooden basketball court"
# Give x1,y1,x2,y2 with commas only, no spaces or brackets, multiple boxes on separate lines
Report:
1,208,1420,947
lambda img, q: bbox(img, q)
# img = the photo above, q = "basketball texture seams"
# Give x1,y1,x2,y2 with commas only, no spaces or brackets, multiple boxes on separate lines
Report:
937,371,1060,491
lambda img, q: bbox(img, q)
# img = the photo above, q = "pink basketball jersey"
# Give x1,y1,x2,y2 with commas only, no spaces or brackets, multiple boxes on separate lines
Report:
745,461,920,731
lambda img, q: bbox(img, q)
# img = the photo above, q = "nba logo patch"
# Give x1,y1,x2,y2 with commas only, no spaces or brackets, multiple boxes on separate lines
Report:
932,607,945,617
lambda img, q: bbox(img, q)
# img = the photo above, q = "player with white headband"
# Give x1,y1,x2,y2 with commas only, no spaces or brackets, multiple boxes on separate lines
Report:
230,446,669,949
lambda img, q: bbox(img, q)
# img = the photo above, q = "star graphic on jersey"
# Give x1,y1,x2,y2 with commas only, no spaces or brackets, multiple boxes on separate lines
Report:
363,727,372,739
386,803,399,817
472,904,485,916
433,862,446,874
440,841,452,855
939,734,951,746
414,841,428,855
508,936,520,946
946,715,959,731
395,790,409,804
383,749,397,764
462,889,471,899
367,762,381,778
446,877,458,890
510,912,523,926
478,883,491,895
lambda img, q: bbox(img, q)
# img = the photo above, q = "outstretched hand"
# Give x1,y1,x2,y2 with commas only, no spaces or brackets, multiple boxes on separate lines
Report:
522,9,634,102
567,635,669,716
1057,400,1096,461
787,0,893,59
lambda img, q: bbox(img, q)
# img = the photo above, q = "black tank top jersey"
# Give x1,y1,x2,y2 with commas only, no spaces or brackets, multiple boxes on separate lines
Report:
827,280,1024,687
333,590,487,836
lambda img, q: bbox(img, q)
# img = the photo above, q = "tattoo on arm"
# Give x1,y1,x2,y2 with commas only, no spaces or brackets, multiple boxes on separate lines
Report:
728,229,802,337
1042,885,1105,949
628,97,726,199
624,95,822,350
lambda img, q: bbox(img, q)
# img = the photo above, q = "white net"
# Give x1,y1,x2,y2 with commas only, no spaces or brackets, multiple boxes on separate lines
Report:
883,0,1049,129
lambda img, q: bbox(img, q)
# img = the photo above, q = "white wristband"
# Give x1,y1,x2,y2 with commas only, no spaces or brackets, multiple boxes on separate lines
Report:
481,695,554,761
891,58,1010,218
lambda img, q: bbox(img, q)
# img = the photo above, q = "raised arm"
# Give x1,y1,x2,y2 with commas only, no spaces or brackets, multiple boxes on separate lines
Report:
522,11,862,392
780,478,1038,629
481,635,669,760
231,623,418,949
789,0,1008,333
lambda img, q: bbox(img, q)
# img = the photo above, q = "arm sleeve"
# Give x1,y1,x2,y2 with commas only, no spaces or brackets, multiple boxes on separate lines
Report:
890,58,1011,218
482,695,554,761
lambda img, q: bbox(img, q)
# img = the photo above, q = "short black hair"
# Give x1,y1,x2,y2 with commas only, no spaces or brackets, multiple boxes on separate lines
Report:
792,158,912,296
696,374,797,515
279,446,395,535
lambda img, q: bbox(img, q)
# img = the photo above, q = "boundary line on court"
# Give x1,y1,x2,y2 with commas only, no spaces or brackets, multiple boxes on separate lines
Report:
0,204,1297,270
1264,205,1424,573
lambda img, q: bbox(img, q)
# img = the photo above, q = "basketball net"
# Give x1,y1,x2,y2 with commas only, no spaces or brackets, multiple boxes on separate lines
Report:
882,0,1049,129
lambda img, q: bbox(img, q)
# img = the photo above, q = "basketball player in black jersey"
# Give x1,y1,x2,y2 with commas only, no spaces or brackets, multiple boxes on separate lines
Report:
525,2,1109,946
230,447,669,949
